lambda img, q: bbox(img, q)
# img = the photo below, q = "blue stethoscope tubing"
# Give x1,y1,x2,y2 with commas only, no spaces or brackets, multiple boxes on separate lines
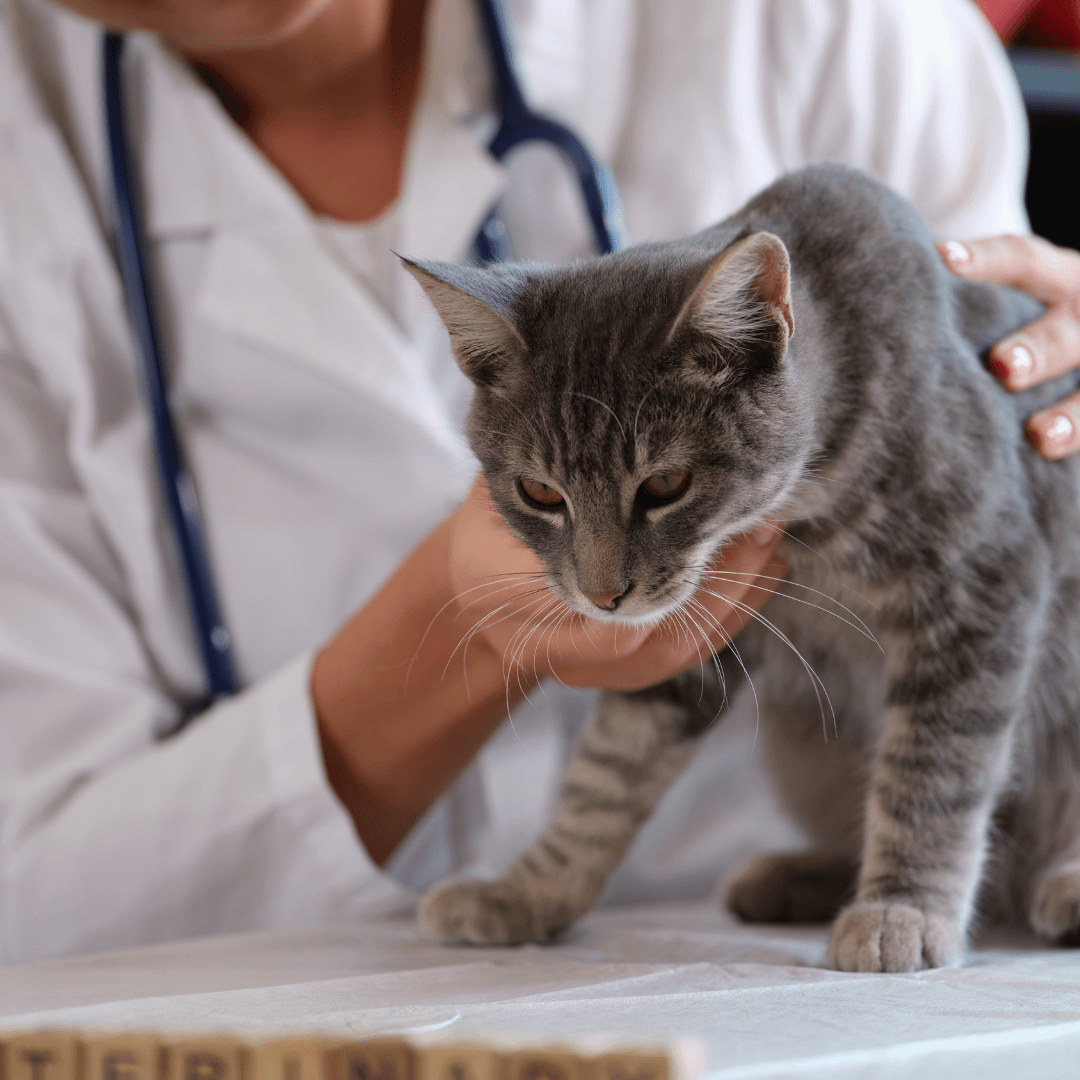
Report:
472,0,628,262
103,33,239,715
101,0,626,719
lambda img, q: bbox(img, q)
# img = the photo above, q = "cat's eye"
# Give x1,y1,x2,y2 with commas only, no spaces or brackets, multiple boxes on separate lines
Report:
520,478,565,508
640,471,689,502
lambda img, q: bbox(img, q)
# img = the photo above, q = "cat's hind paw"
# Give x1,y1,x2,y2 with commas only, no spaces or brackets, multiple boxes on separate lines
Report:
1030,864,1080,945
420,877,549,945
723,850,856,924
827,902,962,972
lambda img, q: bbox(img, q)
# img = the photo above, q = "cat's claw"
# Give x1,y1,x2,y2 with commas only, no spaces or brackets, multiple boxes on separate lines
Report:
1030,864,1080,944
420,877,548,945
827,901,962,972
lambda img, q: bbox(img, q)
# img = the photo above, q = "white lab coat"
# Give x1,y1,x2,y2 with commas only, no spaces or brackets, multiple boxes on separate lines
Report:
0,0,1027,963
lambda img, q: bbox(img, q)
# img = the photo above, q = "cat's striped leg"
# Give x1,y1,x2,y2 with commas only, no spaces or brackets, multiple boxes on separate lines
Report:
828,659,1025,972
420,662,740,945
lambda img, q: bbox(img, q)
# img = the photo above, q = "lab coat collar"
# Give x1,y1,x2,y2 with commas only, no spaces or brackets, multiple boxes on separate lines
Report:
122,0,513,450
133,35,303,238
133,0,586,244
119,0,583,445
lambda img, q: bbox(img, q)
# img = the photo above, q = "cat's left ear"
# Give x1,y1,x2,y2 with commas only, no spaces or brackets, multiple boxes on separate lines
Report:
671,232,794,360
400,257,527,388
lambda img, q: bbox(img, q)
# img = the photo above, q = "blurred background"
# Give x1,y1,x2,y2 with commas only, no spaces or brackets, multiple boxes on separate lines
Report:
979,0,1080,249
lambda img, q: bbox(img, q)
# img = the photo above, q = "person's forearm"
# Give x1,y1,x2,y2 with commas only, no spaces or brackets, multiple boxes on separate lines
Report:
311,516,530,865
312,479,785,866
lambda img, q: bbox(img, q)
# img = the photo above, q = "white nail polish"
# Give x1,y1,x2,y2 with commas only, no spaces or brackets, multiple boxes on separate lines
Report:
943,240,971,265
1010,343,1034,374
1045,414,1074,443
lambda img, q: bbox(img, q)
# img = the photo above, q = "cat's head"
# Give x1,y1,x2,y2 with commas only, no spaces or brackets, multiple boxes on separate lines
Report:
404,232,811,625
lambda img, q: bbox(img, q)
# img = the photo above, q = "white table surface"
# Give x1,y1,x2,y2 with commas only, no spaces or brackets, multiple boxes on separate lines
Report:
3,901,1080,1080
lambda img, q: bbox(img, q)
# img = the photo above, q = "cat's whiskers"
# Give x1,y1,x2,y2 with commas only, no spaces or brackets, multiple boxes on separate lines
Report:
497,593,565,715
696,585,837,741
449,586,555,697
455,593,553,701
682,595,757,728
660,607,691,655
564,391,627,445
799,465,859,493
666,605,714,708
406,573,548,692
672,598,724,685
508,598,579,708
468,428,537,453
750,517,827,562
514,596,565,686
535,604,591,696
507,604,557,704
499,395,552,451
502,592,567,682
471,588,555,671
541,607,580,694
631,384,661,455
694,569,882,649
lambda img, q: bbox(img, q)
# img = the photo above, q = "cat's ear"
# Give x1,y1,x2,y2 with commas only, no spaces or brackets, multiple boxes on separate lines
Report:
670,232,794,364
401,257,527,387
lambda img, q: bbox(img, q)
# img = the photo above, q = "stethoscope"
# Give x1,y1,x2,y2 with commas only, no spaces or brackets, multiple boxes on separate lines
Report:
101,0,627,723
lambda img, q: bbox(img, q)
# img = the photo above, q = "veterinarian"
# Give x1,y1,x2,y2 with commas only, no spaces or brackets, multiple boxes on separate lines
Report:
1,0,1076,963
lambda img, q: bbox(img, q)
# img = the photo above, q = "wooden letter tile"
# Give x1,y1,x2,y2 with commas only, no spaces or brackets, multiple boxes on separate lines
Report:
326,1040,414,1080
414,1046,500,1080
3,1032,82,1080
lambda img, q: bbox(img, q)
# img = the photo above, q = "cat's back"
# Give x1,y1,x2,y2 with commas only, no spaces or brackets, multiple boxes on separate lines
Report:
696,163,935,289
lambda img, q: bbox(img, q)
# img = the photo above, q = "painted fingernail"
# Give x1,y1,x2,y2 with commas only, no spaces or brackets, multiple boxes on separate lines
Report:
1009,343,1034,376
991,342,1034,386
1030,412,1076,455
941,240,971,267
1042,414,1074,445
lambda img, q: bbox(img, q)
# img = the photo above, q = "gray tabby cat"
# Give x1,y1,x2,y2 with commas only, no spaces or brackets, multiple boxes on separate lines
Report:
402,164,1080,973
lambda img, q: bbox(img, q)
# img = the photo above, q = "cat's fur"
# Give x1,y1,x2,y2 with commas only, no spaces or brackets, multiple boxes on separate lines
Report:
403,164,1080,972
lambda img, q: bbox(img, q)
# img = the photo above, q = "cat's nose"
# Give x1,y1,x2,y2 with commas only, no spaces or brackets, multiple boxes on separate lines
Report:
586,586,630,611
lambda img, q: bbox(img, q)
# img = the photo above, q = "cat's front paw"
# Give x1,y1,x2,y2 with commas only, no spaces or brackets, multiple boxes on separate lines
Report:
420,877,548,945
827,902,962,972
1030,864,1080,944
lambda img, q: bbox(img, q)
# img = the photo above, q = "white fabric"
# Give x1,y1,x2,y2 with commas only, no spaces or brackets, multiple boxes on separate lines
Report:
0,0,1030,964
316,206,406,327
3,904,1080,1080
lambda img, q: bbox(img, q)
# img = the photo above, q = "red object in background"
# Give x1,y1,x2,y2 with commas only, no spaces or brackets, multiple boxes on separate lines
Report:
979,0,1080,46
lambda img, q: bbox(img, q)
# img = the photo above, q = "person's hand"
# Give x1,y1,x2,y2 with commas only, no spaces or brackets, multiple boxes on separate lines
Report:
937,235,1080,459
446,478,785,693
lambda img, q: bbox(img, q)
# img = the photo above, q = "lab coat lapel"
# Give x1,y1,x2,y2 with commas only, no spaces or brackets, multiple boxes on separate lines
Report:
131,0,589,444
132,15,503,452
193,222,464,454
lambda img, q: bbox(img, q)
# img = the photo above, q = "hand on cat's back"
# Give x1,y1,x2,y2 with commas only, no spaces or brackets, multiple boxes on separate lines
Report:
448,477,785,691
939,234,1080,459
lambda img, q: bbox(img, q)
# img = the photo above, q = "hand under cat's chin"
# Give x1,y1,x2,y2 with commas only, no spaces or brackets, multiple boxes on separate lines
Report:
447,478,785,692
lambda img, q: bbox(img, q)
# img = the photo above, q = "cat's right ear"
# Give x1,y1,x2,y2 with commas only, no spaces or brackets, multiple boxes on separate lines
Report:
669,232,794,368
400,257,527,388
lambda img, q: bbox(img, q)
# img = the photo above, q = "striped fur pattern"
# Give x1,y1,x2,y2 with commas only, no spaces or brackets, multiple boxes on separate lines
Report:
405,165,1080,972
